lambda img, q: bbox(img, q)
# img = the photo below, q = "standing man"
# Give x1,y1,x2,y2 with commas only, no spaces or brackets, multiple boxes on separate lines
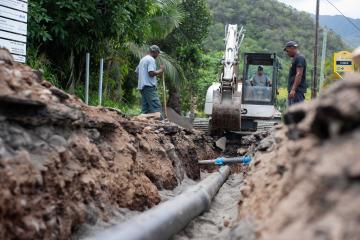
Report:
136,45,165,115
284,41,307,106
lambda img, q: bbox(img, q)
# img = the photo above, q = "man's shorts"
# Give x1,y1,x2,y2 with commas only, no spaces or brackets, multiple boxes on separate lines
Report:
141,86,161,114
288,91,305,106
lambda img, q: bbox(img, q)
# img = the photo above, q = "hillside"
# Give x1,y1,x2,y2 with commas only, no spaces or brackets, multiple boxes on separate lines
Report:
320,15,360,47
203,0,348,87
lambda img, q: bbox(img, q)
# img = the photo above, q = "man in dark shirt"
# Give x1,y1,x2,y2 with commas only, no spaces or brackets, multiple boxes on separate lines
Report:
284,41,307,106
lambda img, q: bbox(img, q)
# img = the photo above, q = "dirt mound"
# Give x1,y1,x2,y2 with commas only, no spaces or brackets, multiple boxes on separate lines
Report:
231,73,360,240
0,62,218,239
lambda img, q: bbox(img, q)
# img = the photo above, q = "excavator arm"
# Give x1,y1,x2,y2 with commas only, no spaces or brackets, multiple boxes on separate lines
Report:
210,24,245,135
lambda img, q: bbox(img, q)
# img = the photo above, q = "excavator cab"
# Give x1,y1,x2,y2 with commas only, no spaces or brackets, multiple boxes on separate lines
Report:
241,53,281,132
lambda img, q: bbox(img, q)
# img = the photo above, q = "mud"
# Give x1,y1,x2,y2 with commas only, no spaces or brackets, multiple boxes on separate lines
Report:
0,61,219,240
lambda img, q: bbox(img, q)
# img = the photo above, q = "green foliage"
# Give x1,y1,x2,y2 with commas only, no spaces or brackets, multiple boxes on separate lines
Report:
190,51,222,111
29,0,152,52
149,0,186,40
28,0,153,92
159,0,212,113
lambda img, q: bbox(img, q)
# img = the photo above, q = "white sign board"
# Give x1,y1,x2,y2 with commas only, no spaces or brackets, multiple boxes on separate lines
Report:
0,38,26,55
13,54,25,62
0,0,27,62
0,6,27,22
0,30,26,42
0,0,28,12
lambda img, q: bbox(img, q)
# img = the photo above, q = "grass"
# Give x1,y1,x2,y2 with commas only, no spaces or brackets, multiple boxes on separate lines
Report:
74,86,141,116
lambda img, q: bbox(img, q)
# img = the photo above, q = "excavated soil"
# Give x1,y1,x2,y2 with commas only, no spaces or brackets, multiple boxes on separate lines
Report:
230,73,360,240
0,61,219,240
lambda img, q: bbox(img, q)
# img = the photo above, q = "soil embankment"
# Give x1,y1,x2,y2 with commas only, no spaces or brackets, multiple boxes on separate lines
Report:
231,73,360,240
0,61,218,239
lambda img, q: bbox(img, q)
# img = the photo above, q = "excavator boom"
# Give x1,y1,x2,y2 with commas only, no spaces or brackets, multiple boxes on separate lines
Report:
210,24,245,135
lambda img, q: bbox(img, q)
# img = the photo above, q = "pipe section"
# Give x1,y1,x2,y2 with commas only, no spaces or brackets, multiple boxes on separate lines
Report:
92,166,231,240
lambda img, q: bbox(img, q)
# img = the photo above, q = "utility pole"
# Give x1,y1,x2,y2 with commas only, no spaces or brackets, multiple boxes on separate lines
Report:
312,0,320,99
319,30,328,94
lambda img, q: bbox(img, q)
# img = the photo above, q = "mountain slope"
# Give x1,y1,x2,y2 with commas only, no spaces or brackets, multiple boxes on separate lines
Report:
320,15,360,47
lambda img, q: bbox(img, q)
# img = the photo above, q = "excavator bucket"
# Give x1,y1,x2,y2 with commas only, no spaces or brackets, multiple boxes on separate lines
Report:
210,90,241,135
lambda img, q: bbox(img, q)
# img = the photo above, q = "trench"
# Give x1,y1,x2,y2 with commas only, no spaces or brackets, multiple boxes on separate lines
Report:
74,135,246,240
173,172,243,240
75,174,244,240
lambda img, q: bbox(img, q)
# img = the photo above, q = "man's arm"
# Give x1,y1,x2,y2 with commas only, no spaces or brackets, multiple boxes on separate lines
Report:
250,76,254,86
266,75,272,87
289,67,303,98
149,65,165,77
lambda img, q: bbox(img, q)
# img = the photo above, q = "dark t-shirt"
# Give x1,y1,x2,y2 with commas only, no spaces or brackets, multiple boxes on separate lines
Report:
288,53,307,93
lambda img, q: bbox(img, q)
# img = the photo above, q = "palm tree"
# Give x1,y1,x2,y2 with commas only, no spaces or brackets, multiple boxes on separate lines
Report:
149,0,186,40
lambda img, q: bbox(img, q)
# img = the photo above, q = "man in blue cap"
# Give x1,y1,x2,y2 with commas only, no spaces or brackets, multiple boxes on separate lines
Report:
284,41,307,106
136,45,165,115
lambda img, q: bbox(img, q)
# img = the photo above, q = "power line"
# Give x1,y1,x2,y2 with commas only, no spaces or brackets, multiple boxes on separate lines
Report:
324,0,360,35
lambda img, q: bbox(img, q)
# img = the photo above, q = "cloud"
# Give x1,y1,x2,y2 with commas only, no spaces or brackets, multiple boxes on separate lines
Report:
277,0,360,19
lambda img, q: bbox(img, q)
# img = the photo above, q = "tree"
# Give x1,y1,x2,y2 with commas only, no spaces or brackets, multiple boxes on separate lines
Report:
28,0,152,91
160,0,211,114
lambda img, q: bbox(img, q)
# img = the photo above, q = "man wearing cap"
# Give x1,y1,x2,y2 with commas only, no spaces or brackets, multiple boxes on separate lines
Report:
250,65,271,87
284,41,307,106
136,45,165,115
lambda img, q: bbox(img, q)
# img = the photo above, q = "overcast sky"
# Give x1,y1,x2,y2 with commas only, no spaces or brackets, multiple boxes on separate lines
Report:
277,0,360,19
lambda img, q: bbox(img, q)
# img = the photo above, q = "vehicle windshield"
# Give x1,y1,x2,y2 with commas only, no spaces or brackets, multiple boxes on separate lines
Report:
243,65,273,103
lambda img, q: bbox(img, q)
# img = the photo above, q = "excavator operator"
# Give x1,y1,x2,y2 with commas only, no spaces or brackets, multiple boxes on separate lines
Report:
245,65,272,101
250,65,271,87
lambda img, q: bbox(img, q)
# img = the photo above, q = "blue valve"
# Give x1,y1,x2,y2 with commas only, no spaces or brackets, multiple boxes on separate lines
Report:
241,155,252,165
215,157,225,165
